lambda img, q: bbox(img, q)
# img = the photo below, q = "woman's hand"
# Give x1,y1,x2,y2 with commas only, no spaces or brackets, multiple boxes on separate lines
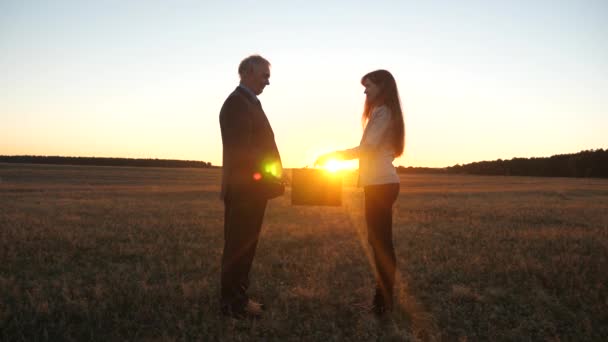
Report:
314,151,341,167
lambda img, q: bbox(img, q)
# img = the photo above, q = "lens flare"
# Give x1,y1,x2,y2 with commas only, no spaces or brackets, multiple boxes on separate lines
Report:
324,159,343,173
263,162,280,177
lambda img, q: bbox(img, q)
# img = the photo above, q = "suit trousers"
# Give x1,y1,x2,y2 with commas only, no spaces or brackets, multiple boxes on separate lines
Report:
221,190,268,309
364,183,400,306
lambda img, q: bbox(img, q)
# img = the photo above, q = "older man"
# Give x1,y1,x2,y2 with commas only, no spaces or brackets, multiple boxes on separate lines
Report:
218,55,283,319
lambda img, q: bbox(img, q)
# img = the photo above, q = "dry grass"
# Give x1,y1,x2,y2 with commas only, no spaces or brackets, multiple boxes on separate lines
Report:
1,163,607,341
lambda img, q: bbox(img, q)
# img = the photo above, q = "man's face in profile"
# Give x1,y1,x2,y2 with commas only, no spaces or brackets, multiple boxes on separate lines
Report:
247,64,270,96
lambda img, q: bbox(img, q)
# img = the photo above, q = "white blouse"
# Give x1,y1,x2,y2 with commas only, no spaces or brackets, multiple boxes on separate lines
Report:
342,105,400,187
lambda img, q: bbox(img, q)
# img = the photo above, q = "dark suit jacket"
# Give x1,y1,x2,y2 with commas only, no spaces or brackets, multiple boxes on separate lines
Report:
219,86,282,199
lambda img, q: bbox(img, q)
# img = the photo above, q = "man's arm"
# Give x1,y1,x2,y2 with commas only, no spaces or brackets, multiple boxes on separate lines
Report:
220,95,255,180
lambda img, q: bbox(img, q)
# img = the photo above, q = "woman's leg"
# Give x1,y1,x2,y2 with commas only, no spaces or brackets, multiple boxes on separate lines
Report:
364,183,400,310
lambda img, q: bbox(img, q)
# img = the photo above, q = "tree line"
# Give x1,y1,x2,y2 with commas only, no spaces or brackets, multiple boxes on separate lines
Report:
395,149,607,178
445,149,608,178
0,156,215,169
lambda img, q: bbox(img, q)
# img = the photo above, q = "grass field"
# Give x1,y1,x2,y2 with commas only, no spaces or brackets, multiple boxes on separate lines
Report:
1,163,607,341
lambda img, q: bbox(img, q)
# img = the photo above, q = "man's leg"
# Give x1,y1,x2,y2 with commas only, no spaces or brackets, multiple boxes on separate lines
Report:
221,192,267,312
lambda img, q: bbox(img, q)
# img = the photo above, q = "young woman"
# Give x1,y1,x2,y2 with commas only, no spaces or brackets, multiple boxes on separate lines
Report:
315,69,405,316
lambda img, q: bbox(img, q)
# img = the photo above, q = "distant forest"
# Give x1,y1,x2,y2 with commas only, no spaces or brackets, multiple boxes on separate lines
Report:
0,156,216,169
2,149,607,178
397,149,608,178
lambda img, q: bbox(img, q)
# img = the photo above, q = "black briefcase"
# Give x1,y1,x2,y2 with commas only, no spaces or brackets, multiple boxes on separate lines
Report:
291,168,342,206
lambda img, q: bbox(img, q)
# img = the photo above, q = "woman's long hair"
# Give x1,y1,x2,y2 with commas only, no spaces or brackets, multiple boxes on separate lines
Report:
361,69,405,157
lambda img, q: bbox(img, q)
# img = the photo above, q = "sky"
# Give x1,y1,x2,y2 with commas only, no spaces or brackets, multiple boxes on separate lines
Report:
1,0,607,168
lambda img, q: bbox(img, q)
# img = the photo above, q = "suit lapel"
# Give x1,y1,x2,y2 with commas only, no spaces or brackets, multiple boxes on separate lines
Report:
235,86,259,106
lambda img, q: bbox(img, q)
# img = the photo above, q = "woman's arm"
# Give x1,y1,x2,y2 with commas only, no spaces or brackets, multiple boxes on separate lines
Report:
315,106,391,165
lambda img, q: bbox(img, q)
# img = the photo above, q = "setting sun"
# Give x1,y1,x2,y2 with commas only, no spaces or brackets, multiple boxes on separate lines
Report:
319,159,357,173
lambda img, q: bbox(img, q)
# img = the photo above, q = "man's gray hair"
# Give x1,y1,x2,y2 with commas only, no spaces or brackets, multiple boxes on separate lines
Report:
238,55,270,78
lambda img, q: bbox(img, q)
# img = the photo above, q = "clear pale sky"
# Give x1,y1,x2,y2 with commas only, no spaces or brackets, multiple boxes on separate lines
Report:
1,0,607,168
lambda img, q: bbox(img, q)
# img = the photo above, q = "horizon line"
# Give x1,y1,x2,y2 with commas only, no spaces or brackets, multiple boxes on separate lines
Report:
2,148,606,169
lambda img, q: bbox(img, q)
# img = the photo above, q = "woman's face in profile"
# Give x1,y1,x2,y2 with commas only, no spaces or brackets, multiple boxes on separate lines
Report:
363,78,380,103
